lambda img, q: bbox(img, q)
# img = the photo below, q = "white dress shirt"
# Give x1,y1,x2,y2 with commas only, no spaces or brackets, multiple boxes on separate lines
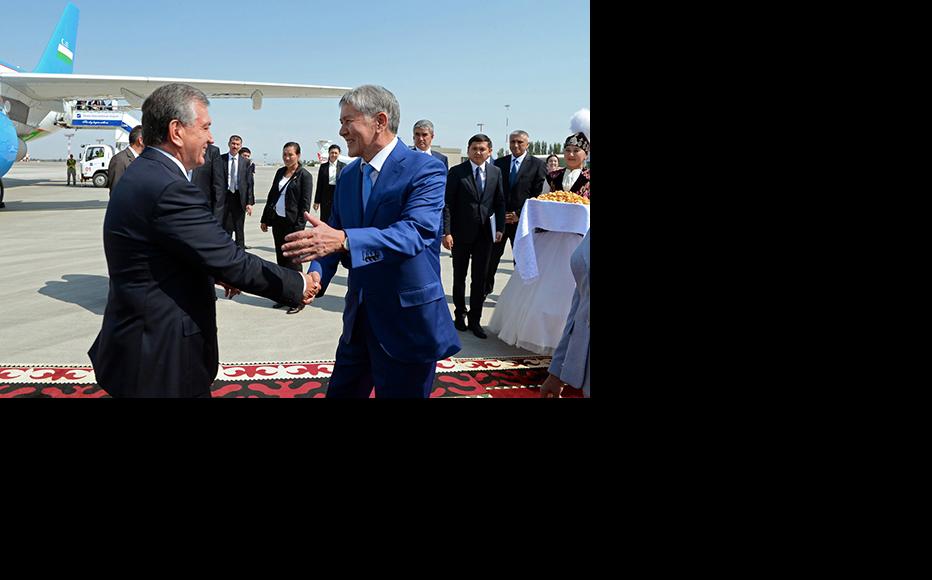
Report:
152,147,191,181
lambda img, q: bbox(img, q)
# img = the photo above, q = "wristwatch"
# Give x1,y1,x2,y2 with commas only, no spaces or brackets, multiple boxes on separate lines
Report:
342,233,350,252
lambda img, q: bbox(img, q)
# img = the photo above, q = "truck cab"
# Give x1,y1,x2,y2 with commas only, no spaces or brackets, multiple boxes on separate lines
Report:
80,144,114,187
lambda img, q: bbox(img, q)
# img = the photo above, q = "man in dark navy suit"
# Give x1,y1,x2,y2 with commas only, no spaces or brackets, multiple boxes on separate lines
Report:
486,129,547,297
314,144,346,223
220,134,255,248
88,83,319,398
411,119,448,170
442,134,505,339
191,139,224,222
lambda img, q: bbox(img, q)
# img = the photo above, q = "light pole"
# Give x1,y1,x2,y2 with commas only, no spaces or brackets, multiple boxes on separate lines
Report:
64,132,75,158
504,104,510,154
476,122,484,133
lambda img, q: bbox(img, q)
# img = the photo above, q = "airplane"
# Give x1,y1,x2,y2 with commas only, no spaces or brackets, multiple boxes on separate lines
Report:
0,2,350,207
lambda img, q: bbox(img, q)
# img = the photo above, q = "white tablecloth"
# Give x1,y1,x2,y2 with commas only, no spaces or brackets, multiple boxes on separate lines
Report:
513,199,590,282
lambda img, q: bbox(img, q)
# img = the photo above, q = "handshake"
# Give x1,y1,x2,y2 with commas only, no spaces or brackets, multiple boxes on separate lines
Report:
216,271,322,306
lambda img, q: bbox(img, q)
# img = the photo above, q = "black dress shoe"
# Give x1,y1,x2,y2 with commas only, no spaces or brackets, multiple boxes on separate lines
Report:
272,302,285,309
453,315,468,331
286,304,305,314
469,324,488,339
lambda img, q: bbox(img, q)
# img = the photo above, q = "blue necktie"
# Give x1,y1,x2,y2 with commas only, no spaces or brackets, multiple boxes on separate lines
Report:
475,165,484,194
362,163,373,211
510,158,519,185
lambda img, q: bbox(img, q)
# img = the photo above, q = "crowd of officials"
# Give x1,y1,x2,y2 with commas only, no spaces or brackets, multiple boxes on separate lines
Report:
89,83,589,398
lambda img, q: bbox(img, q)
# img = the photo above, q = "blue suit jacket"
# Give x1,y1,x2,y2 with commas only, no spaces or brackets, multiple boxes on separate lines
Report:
310,139,461,364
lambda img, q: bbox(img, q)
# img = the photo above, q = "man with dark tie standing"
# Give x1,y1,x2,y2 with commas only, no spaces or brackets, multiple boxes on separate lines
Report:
314,144,345,223
443,134,505,339
486,129,547,298
220,135,254,248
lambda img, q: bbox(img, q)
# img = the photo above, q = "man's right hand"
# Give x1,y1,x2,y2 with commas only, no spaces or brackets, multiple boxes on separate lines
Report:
301,271,321,305
442,234,453,250
260,223,268,232
505,212,518,225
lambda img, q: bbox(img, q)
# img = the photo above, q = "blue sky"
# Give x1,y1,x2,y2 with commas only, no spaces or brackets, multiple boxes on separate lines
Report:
4,0,589,161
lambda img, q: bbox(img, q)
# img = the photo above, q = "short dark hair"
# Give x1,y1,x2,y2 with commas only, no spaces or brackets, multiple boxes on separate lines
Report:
141,83,209,147
545,154,559,164
468,133,492,149
283,141,301,154
328,144,341,153
240,147,251,154
128,125,143,145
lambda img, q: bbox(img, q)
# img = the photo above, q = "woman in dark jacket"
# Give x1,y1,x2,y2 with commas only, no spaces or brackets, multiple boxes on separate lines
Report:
260,141,313,313
546,132,590,199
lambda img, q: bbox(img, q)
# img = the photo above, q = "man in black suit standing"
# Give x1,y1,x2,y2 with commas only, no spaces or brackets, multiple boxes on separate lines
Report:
443,134,505,339
313,144,345,223
191,138,224,222
106,125,144,192
88,83,319,398
411,119,448,170
486,129,547,297
220,134,254,248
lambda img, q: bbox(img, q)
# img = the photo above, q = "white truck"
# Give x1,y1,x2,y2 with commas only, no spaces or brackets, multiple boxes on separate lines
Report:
80,143,114,187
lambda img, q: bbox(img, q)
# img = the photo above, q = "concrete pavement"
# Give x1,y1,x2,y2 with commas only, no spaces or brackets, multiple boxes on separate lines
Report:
0,162,534,365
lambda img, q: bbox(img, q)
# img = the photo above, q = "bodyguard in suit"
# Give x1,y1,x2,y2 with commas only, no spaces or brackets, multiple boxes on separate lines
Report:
106,125,144,192
220,135,255,248
191,141,225,221
442,134,505,339
282,84,461,398
88,83,319,398
485,129,547,297
411,119,448,170
314,144,345,223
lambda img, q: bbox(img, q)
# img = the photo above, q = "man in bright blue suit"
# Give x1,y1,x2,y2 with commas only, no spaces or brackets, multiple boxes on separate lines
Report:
282,85,461,398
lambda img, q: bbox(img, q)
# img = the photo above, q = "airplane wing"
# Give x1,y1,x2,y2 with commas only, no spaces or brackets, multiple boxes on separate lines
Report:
0,73,350,108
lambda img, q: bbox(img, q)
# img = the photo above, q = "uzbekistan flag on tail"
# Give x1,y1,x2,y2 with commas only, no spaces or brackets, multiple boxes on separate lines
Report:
57,41,74,64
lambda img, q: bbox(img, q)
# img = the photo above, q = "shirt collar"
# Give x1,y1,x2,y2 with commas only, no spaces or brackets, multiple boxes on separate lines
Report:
469,160,487,173
152,146,191,181
364,136,398,174
514,151,527,163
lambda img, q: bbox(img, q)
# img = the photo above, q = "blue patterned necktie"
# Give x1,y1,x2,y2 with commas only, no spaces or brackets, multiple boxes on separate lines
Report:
362,163,373,211
475,165,484,194
510,158,519,185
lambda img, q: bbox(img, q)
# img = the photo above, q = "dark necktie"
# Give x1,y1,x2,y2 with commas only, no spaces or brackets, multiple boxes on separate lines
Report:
229,157,237,191
510,158,519,186
475,166,484,194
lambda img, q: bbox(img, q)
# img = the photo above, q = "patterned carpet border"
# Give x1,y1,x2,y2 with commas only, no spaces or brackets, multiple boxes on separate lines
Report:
0,356,582,398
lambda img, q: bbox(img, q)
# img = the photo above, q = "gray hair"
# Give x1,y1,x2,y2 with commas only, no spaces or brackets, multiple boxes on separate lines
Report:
141,83,209,147
340,84,400,134
413,119,435,135
510,130,530,141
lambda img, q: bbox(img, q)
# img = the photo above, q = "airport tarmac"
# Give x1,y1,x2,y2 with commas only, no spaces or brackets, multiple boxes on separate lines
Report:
0,162,534,365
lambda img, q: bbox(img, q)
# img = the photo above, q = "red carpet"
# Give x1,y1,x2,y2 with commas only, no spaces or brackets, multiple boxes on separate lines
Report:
0,356,584,398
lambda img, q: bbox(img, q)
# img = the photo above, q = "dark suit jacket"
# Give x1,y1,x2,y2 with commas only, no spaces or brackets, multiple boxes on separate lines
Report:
88,147,306,398
547,167,590,198
410,146,449,170
219,153,255,208
494,153,546,215
191,144,225,221
262,166,313,229
443,161,505,244
314,160,346,212
106,147,138,192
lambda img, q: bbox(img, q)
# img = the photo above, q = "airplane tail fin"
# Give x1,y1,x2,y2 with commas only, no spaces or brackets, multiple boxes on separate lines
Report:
34,3,79,74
